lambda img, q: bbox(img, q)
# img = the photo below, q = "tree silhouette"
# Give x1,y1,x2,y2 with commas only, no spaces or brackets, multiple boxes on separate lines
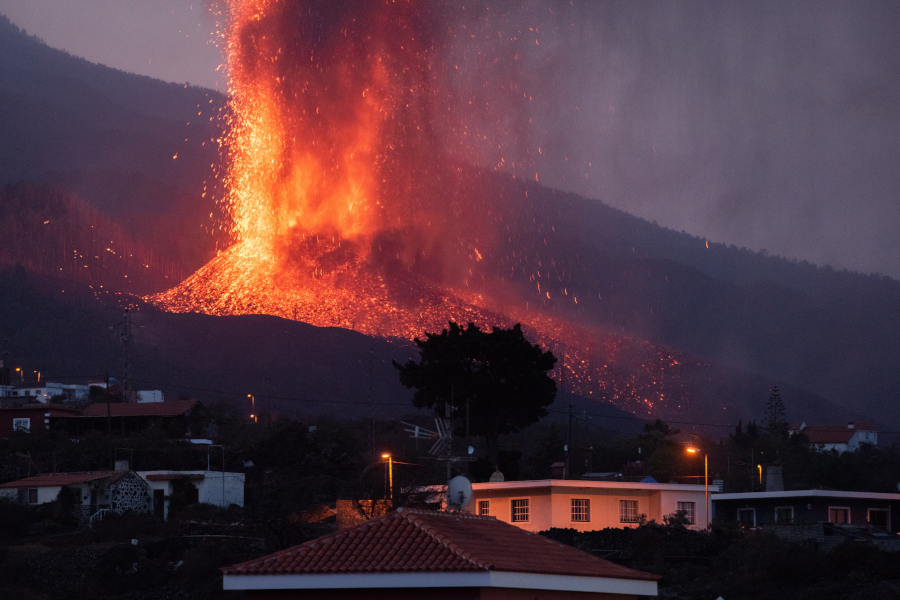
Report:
765,387,788,435
394,322,557,466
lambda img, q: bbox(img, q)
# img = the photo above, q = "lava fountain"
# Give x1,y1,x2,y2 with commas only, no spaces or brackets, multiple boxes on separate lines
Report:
149,0,708,420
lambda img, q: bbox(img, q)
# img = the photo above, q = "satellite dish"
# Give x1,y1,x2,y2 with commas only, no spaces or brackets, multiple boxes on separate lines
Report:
446,475,473,511
489,470,505,483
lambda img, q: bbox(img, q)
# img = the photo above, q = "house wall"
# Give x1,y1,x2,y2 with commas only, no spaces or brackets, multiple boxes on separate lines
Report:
0,484,63,504
713,497,900,532
0,408,52,436
199,471,245,508
470,485,708,532
137,471,245,519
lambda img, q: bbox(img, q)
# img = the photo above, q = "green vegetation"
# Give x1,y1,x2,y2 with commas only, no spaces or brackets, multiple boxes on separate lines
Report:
544,525,900,600
394,322,557,466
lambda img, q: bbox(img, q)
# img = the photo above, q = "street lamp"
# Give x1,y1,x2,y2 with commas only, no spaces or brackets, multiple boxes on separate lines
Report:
248,394,257,423
686,446,709,530
381,453,393,505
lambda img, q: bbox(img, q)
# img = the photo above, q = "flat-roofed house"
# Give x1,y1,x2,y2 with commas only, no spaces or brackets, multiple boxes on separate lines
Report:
712,489,900,531
136,470,245,519
467,479,714,532
221,507,660,599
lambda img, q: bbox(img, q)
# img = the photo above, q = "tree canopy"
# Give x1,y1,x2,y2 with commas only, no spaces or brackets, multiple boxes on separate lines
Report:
393,322,557,465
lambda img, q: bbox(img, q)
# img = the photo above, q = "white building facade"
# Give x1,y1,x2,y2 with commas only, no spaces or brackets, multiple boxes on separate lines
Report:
136,470,245,519
468,479,716,532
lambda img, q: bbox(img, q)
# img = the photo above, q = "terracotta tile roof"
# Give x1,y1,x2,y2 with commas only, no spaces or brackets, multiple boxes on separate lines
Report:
222,508,659,581
0,471,128,488
78,400,200,418
803,427,856,444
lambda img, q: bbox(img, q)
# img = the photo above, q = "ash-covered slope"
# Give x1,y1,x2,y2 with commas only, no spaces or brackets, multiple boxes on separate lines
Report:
0,14,226,275
0,267,869,435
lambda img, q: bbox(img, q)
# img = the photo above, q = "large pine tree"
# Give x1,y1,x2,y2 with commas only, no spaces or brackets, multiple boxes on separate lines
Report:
765,386,788,434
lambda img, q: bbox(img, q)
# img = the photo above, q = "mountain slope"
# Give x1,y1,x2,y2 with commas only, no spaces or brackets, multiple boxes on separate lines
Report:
0,14,226,274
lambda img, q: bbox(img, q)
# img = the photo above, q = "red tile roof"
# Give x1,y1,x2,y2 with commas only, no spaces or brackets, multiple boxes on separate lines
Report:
222,508,659,581
0,471,128,488
78,400,200,418
803,426,856,445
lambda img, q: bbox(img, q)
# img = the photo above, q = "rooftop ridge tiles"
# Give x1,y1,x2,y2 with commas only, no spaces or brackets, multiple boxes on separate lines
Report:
398,509,491,571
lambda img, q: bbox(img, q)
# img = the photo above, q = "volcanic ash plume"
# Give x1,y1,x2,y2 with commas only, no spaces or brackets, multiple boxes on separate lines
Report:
149,0,702,420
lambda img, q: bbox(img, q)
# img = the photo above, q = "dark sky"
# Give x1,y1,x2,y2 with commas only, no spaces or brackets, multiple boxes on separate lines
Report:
2,0,898,279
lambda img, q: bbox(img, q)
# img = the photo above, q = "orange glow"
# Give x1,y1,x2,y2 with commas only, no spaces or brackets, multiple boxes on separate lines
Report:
146,1,719,424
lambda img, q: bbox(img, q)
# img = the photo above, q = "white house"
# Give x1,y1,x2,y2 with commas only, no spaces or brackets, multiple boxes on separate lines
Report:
789,422,878,453
136,470,245,519
0,470,152,522
7,382,90,404
467,479,717,532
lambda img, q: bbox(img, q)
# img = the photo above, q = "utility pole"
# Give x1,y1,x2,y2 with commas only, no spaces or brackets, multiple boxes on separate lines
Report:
368,348,375,456
564,404,573,480
121,308,133,401
106,372,112,470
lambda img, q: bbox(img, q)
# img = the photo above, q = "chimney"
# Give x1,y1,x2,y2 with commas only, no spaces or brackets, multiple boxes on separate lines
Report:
114,460,129,472
766,465,784,492
848,422,855,429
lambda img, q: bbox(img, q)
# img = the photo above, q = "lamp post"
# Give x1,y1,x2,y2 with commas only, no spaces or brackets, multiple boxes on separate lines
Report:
381,453,393,506
686,446,709,529
248,394,256,423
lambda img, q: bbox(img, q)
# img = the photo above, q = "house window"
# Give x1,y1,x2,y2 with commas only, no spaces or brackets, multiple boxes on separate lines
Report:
829,507,850,524
619,500,638,523
28,489,38,504
775,506,794,524
12,418,30,432
737,508,756,527
478,500,490,516
571,499,590,522
868,509,888,529
677,501,696,524
511,499,529,522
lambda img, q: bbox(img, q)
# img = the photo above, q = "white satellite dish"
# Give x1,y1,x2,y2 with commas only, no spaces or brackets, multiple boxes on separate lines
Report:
446,475,473,511
489,470,505,483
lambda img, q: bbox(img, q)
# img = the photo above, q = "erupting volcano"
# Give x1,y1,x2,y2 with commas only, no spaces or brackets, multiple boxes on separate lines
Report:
149,0,710,420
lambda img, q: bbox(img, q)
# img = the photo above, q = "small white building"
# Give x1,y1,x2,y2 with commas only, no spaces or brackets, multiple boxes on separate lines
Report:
7,382,90,404
0,470,151,522
467,479,717,532
136,470,245,520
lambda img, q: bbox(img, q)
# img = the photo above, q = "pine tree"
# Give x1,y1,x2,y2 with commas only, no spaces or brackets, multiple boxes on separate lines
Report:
765,387,788,434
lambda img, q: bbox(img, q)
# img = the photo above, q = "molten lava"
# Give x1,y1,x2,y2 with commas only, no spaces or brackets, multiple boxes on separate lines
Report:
149,0,708,421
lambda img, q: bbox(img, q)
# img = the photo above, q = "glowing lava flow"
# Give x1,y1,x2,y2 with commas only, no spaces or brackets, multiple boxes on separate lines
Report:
149,1,714,422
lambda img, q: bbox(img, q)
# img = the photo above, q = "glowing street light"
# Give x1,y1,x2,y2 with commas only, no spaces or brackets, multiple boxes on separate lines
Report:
248,394,257,423
686,446,709,530
381,453,393,505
